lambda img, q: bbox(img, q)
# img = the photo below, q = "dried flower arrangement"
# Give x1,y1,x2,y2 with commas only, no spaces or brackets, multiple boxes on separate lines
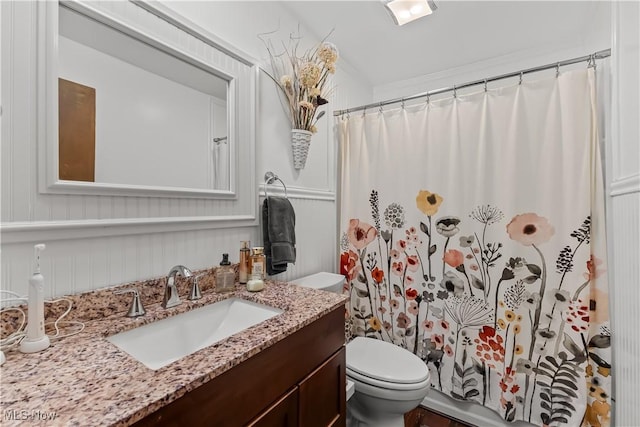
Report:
259,29,338,133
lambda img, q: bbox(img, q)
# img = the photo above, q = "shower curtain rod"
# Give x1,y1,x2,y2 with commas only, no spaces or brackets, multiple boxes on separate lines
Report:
333,48,611,116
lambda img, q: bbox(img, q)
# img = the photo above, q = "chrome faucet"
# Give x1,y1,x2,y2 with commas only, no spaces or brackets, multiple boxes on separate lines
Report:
162,265,193,309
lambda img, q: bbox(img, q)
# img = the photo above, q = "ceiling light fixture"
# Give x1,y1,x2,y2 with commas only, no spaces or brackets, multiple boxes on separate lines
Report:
382,0,437,26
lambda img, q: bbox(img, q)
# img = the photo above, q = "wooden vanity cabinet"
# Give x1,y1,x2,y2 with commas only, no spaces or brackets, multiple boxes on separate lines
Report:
133,306,346,427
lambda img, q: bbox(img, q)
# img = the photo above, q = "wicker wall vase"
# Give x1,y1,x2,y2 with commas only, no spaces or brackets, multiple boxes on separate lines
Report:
291,129,312,170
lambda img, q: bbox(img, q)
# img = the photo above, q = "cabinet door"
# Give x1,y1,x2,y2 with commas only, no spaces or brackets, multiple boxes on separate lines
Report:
247,387,299,427
298,347,346,427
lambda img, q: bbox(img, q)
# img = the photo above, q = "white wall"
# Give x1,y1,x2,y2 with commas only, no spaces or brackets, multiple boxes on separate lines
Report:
0,1,372,297
161,1,371,192
156,1,372,284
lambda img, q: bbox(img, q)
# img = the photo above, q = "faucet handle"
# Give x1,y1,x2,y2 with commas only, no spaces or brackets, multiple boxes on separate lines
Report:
188,274,205,301
114,288,146,318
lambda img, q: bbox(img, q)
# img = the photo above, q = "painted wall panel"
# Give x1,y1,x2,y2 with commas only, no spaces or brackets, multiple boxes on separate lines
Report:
0,1,372,298
609,192,640,426
609,3,640,426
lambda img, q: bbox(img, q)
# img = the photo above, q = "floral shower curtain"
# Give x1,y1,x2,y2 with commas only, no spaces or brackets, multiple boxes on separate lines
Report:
338,69,611,426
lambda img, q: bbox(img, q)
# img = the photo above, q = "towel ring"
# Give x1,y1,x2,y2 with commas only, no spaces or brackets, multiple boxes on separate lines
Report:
264,171,288,199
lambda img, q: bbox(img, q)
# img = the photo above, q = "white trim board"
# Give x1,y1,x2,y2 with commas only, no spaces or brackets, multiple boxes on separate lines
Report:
258,185,335,201
0,215,257,243
610,174,640,197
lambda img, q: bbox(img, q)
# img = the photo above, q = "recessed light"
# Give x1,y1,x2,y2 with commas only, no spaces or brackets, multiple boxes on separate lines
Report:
410,4,424,15
382,0,437,26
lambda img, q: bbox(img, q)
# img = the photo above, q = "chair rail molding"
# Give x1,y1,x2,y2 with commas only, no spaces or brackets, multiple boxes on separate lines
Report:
0,215,258,244
610,174,640,197
258,185,335,201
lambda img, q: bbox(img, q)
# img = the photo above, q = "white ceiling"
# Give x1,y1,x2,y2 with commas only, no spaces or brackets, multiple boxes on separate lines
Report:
281,1,610,88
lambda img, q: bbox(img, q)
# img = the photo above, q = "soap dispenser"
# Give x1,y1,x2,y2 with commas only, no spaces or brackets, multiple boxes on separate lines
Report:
215,253,235,293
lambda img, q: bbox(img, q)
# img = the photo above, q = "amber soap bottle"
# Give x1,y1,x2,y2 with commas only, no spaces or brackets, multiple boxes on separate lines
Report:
249,247,266,280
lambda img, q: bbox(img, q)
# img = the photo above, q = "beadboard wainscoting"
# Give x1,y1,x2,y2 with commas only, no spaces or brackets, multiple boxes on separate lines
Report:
1,227,256,298
1,190,338,298
609,187,640,426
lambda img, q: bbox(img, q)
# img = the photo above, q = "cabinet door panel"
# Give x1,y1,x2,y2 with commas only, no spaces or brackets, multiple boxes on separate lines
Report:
299,347,346,427
248,387,298,427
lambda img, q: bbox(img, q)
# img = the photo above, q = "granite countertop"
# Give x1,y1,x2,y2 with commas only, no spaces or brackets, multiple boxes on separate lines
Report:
1,280,348,426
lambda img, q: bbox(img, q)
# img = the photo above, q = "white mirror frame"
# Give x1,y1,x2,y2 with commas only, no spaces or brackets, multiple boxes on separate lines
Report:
37,0,257,199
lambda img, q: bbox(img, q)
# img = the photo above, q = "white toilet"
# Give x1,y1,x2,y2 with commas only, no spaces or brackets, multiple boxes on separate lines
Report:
293,272,431,427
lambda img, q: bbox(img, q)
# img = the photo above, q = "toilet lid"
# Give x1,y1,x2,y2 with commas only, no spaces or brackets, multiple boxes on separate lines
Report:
294,272,344,290
346,337,430,384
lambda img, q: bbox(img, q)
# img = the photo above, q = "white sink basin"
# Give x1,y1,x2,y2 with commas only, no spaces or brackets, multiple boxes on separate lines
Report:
107,298,283,370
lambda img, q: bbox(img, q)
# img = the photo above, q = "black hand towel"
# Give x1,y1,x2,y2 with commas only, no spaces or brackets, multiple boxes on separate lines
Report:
262,196,296,275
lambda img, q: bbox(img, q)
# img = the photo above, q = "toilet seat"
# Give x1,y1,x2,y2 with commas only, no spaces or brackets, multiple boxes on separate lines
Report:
347,368,431,391
346,337,430,390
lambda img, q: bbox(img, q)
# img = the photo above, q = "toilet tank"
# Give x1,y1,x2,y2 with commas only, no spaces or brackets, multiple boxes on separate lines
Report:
293,272,345,294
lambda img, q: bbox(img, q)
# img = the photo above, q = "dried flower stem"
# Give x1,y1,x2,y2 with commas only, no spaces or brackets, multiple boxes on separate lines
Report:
258,27,338,133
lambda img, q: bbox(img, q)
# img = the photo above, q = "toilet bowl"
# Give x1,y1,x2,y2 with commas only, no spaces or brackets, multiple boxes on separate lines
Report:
293,272,431,427
346,336,431,427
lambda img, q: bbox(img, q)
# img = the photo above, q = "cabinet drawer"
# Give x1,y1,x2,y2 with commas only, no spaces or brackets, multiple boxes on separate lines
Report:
248,387,298,427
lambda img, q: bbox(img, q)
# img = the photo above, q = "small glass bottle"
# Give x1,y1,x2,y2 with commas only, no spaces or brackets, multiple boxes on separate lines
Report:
215,253,235,293
246,272,265,292
249,247,266,280
239,241,251,284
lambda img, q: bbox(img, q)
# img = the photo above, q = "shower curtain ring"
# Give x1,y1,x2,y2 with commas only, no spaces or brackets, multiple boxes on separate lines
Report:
401,99,405,109
484,79,488,92
426,94,430,104
453,85,457,98
519,72,523,85
379,103,383,113
556,62,560,78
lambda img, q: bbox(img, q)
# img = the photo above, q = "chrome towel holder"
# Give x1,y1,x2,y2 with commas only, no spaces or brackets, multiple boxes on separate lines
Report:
264,172,288,199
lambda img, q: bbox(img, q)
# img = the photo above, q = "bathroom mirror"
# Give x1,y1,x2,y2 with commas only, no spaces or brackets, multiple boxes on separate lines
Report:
39,1,257,198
